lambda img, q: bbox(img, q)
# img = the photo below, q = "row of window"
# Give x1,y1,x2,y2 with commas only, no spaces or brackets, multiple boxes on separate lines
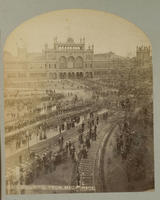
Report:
44,63,93,69
45,63,57,69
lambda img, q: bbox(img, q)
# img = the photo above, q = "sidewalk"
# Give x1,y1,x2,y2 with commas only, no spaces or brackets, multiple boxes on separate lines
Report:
6,127,59,158
16,117,115,193
6,119,87,177
5,115,85,159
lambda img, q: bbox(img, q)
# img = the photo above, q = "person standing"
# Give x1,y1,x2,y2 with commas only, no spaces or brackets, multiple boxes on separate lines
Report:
116,136,120,153
85,136,90,149
94,125,97,135
77,146,82,161
35,155,41,178
71,144,75,160
96,116,99,125
76,170,80,186
89,127,92,140
82,145,88,159
68,140,72,153
65,142,69,154
79,132,84,144
58,135,63,151
82,121,85,132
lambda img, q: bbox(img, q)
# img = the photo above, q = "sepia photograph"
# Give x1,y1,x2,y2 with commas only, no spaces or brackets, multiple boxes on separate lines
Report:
3,9,154,194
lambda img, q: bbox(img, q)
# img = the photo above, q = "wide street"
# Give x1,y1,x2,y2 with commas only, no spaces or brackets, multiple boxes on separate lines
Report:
6,107,125,194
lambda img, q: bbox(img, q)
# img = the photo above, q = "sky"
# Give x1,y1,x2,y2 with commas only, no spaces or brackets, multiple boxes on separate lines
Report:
3,9,151,57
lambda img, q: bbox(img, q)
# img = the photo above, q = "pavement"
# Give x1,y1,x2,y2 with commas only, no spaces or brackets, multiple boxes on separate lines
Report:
30,156,75,194
103,124,129,192
6,110,125,194
78,120,115,191
5,127,60,158
27,111,124,194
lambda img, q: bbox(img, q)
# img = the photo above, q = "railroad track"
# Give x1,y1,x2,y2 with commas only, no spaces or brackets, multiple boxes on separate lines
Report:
77,113,124,192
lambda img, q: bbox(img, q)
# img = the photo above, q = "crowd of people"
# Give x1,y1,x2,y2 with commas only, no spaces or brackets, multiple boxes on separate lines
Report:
15,123,49,150
6,111,101,193
13,102,96,152
116,120,135,160
73,113,99,186
14,114,81,151
29,113,99,186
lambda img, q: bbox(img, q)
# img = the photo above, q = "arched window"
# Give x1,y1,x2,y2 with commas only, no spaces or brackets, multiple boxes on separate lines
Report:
53,73,57,79
75,56,83,68
68,56,75,68
59,56,67,68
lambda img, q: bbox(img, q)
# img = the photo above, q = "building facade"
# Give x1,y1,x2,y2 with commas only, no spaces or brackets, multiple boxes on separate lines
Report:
4,38,152,90
136,46,152,67
42,37,94,79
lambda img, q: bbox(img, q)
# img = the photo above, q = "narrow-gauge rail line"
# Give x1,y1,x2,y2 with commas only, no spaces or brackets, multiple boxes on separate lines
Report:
76,113,124,192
